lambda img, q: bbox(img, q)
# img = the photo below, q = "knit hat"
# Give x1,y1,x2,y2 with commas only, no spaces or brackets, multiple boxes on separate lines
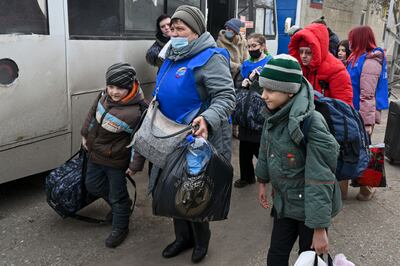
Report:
258,54,303,94
225,18,243,34
171,5,206,35
106,63,136,91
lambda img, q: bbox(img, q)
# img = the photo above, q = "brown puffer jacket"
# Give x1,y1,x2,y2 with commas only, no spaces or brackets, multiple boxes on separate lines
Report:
81,88,146,171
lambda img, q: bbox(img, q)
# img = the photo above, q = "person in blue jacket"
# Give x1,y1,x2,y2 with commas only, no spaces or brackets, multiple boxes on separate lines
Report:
234,33,272,188
150,5,235,263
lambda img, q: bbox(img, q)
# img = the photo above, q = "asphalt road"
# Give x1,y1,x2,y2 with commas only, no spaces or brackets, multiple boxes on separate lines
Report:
0,110,399,266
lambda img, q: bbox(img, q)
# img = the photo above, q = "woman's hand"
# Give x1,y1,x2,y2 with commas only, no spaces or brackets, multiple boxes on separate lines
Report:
192,116,208,139
311,228,329,255
82,136,88,150
258,182,269,209
126,168,137,178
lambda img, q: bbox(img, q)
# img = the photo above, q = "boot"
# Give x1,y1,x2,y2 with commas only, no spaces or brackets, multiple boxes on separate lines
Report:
162,219,194,258
105,228,129,248
191,222,211,263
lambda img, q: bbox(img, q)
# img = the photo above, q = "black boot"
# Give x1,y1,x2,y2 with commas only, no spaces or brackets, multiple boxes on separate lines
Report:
162,219,194,258
191,222,211,263
105,228,129,248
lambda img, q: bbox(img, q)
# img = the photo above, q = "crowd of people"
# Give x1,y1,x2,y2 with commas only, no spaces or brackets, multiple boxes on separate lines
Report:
79,5,388,266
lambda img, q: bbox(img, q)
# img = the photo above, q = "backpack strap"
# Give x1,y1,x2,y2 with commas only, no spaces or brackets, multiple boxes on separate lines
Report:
301,113,314,146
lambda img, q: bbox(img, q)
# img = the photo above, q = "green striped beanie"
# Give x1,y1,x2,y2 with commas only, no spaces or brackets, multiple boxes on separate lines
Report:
259,54,302,94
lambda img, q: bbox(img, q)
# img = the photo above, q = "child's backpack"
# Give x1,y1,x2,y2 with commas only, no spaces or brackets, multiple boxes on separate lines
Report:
302,91,370,181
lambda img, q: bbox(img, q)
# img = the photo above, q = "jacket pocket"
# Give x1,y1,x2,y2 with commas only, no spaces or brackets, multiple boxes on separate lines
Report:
281,147,305,177
285,188,305,219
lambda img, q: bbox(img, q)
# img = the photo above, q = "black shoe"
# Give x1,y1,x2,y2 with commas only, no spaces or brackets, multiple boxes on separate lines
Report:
162,240,194,258
234,179,249,188
191,246,208,263
105,228,129,248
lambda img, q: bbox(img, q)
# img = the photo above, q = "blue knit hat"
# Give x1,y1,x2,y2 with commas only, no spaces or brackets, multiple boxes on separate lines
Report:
225,18,243,34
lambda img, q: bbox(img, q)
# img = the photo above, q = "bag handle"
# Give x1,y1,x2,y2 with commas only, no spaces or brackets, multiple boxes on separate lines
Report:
149,100,194,139
314,253,333,266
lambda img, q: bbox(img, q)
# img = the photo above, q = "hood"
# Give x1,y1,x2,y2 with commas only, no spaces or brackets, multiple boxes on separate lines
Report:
267,77,315,144
366,48,384,65
166,32,217,61
217,29,246,46
289,23,330,70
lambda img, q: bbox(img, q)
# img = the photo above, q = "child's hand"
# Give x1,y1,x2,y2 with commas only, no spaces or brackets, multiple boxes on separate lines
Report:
241,78,251,87
126,168,137,177
311,228,329,255
82,136,88,150
258,182,269,209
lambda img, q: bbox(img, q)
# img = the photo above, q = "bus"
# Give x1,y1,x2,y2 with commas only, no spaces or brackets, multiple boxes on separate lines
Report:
0,0,298,184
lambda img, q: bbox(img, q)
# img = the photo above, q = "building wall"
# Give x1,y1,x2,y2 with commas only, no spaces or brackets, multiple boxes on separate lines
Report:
299,0,386,46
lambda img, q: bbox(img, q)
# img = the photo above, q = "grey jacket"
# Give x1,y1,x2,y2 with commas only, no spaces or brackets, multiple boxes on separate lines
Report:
149,32,236,192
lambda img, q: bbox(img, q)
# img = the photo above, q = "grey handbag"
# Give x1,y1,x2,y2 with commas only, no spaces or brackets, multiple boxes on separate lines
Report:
129,98,192,169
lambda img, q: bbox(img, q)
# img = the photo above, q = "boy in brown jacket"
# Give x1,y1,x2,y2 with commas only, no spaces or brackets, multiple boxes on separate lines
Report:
81,63,146,248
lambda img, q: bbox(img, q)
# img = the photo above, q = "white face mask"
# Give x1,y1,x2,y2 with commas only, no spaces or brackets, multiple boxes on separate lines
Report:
171,37,189,49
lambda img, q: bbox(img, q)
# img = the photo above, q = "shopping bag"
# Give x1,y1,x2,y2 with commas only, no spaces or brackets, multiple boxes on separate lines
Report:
294,251,333,266
352,143,386,187
152,137,233,222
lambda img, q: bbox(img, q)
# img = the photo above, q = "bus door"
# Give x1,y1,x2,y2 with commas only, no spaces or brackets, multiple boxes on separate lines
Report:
276,0,298,54
0,0,69,182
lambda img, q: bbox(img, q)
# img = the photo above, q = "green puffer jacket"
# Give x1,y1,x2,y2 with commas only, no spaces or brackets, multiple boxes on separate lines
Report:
255,78,342,229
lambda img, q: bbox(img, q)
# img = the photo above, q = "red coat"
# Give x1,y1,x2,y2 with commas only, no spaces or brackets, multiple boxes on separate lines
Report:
289,24,353,106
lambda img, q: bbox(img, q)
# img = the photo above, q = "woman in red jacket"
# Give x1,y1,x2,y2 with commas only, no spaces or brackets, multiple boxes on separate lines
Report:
289,23,353,106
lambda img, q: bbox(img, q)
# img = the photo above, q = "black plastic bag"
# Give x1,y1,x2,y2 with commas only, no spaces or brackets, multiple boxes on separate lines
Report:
152,139,233,222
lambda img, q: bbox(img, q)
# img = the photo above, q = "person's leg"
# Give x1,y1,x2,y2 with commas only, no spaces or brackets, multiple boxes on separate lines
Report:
297,221,315,254
339,180,349,200
235,140,254,188
191,221,211,263
357,186,376,201
85,160,108,199
162,219,194,258
104,166,130,248
267,216,299,266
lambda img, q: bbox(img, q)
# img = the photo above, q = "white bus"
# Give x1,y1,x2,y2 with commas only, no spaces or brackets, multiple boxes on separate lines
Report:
0,0,207,184
0,0,296,184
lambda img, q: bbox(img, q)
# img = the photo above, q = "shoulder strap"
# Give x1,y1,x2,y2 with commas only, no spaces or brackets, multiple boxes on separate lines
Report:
301,113,313,146
72,174,137,224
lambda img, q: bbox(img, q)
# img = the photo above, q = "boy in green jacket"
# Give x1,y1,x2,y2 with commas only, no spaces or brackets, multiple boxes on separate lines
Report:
255,54,342,266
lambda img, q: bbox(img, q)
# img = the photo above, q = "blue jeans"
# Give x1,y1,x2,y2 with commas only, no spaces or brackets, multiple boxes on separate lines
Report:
85,160,130,230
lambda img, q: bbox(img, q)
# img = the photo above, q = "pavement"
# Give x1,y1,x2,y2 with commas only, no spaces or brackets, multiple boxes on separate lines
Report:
0,110,399,266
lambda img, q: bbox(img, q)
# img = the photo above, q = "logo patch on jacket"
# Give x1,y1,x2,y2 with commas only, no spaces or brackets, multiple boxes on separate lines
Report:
175,67,187,78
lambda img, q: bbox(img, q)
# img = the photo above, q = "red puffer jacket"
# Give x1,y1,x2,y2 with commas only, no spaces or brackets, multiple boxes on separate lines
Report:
289,24,353,106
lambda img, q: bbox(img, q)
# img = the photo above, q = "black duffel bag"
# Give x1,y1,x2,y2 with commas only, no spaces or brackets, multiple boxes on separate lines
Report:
45,149,137,223
152,138,233,222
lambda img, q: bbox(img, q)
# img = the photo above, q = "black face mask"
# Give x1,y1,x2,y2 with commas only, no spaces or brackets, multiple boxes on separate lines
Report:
249,50,262,59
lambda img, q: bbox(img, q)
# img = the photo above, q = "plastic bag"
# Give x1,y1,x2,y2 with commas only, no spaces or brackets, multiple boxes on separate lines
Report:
152,136,233,222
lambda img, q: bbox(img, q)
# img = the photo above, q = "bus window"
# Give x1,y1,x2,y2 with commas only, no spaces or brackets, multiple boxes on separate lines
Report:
68,0,121,38
255,0,275,39
0,0,48,35
124,0,164,34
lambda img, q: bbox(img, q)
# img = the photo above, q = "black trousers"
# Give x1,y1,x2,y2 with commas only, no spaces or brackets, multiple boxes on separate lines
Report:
267,216,314,266
239,140,260,183
173,219,211,248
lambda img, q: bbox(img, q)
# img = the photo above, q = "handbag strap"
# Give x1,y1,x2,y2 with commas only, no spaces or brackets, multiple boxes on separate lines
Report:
314,253,333,266
149,100,193,139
